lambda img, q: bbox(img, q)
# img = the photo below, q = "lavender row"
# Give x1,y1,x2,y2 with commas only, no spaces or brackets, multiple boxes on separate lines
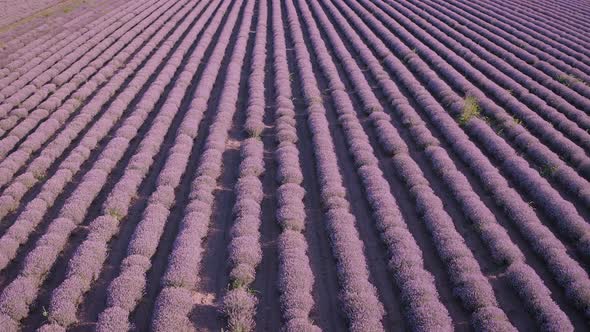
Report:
38,1,214,329
450,0,590,65
392,0,590,151
324,0,574,328
369,1,590,200
334,0,590,320
269,2,317,330
1,31,54,75
357,0,590,246
306,0,518,330
241,0,266,140
0,0,169,157
223,138,264,331
417,0,590,101
148,2,255,330
285,0,387,330
0,86,51,138
0,2,151,102
221,0,267,330
0,0,181,223
2,32,62,76
1,29,56,70
0,0,215,326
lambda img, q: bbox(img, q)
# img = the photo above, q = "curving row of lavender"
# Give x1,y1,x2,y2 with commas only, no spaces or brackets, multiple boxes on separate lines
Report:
0,0,588,331
221,0,267,330
270,1,318,330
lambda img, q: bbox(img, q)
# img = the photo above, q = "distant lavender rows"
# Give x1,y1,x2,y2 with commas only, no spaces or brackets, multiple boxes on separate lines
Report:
0,0,62,27
0,0,128,69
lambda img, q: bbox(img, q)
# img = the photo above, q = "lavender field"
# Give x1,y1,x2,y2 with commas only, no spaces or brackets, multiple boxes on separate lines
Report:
0,0,589,331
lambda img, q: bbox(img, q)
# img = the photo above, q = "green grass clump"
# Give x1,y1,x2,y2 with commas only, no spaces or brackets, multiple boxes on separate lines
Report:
458,96,480,125
106,208,124,221
556,74,587,87
540,164,559,178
